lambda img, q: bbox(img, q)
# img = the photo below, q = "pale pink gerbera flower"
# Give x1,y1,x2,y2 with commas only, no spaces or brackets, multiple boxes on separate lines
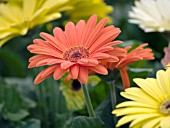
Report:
27,15,124,84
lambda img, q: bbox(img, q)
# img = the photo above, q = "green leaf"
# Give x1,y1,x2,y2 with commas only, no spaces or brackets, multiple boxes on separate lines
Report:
3,109,29,121
16,119,41,128
0,78,34,122
95,95,114,128
0,48,26,77
55,113,73,128
0,103,4,112
71,116,105,128
91,81,110,109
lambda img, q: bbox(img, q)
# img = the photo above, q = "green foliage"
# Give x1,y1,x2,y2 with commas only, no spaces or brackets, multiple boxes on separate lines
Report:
95,95,114,128
71,116,105,128
0,78,36,128
16,119,41,128
90,81,110,109
0,48,26,77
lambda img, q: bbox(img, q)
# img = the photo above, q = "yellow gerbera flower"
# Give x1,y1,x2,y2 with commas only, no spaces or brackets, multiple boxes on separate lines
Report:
112,69,170,128
0,0,70,46
64,0,113,23
60,79,85,111
60,75,100,111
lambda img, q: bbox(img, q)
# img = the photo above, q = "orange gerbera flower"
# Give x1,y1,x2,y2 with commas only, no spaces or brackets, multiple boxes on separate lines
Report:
103,43,154,89
27,15,124,84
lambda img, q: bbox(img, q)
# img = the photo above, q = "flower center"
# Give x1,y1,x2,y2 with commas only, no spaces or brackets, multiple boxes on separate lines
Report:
159,99,170,115
63,47,89,62
71,79,81,91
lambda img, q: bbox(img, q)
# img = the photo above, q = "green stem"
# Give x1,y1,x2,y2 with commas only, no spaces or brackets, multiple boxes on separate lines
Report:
49,80,57,128
109,81,117,124
82,84,96,117
109,81,117,110
38,83,49,128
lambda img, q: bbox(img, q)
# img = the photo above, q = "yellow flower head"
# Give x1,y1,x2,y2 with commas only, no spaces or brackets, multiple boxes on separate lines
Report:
64,0,113,23
60,75,100,111
113,68,170,128
0,0,70,46
60,79,85,111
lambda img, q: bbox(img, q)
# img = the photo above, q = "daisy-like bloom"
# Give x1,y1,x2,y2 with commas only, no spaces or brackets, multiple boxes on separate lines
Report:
27,15,124,84
60,75,100,111
0,0,70,46
60,79,85,111
102,43,154,89
129,0,170,32
64,0,113,23
112,68,170,128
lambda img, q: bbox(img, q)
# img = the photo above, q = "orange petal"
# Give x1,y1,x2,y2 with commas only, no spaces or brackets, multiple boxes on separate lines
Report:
40,66,56,78
78,66,88,84
87,59,98,66
61,61,75,69
85,17,108,47
65,22,77,47
53,65,67,80
88,64,108,75
92,46,113,54
64,74,72,82
76,20,86,45
90,53,110,59
40,32,65,52
117,56,142,68
106,47,127,58
47,59,65,65
80,14,97,46
30,47,62,58
53,27,68,49
119,67,130,89
89,27,121,52
77,58,88,64
77,58,98,66
34,66,56,84
29,55,48,62
70,64,79,79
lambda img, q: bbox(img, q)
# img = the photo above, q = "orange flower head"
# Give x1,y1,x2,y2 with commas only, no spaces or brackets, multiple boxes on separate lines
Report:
27,15,124,84
103,43,154,89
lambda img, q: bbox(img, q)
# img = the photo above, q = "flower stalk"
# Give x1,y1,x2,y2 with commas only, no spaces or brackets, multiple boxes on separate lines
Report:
109,81,117,124
82,84,96,117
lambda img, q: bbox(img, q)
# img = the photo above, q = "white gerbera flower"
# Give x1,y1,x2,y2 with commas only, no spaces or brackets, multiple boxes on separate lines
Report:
129,0,170,32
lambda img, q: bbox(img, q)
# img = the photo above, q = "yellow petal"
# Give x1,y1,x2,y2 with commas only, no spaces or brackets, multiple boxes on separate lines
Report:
121,88,158,106
130,113,161,127
115,115,139,127
0,3,21,22
142,117,162,128
133,78,165,102
23,0,37,18
116,101,157,109
113,107,158,116
157,70,170,98
160,116,170,128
